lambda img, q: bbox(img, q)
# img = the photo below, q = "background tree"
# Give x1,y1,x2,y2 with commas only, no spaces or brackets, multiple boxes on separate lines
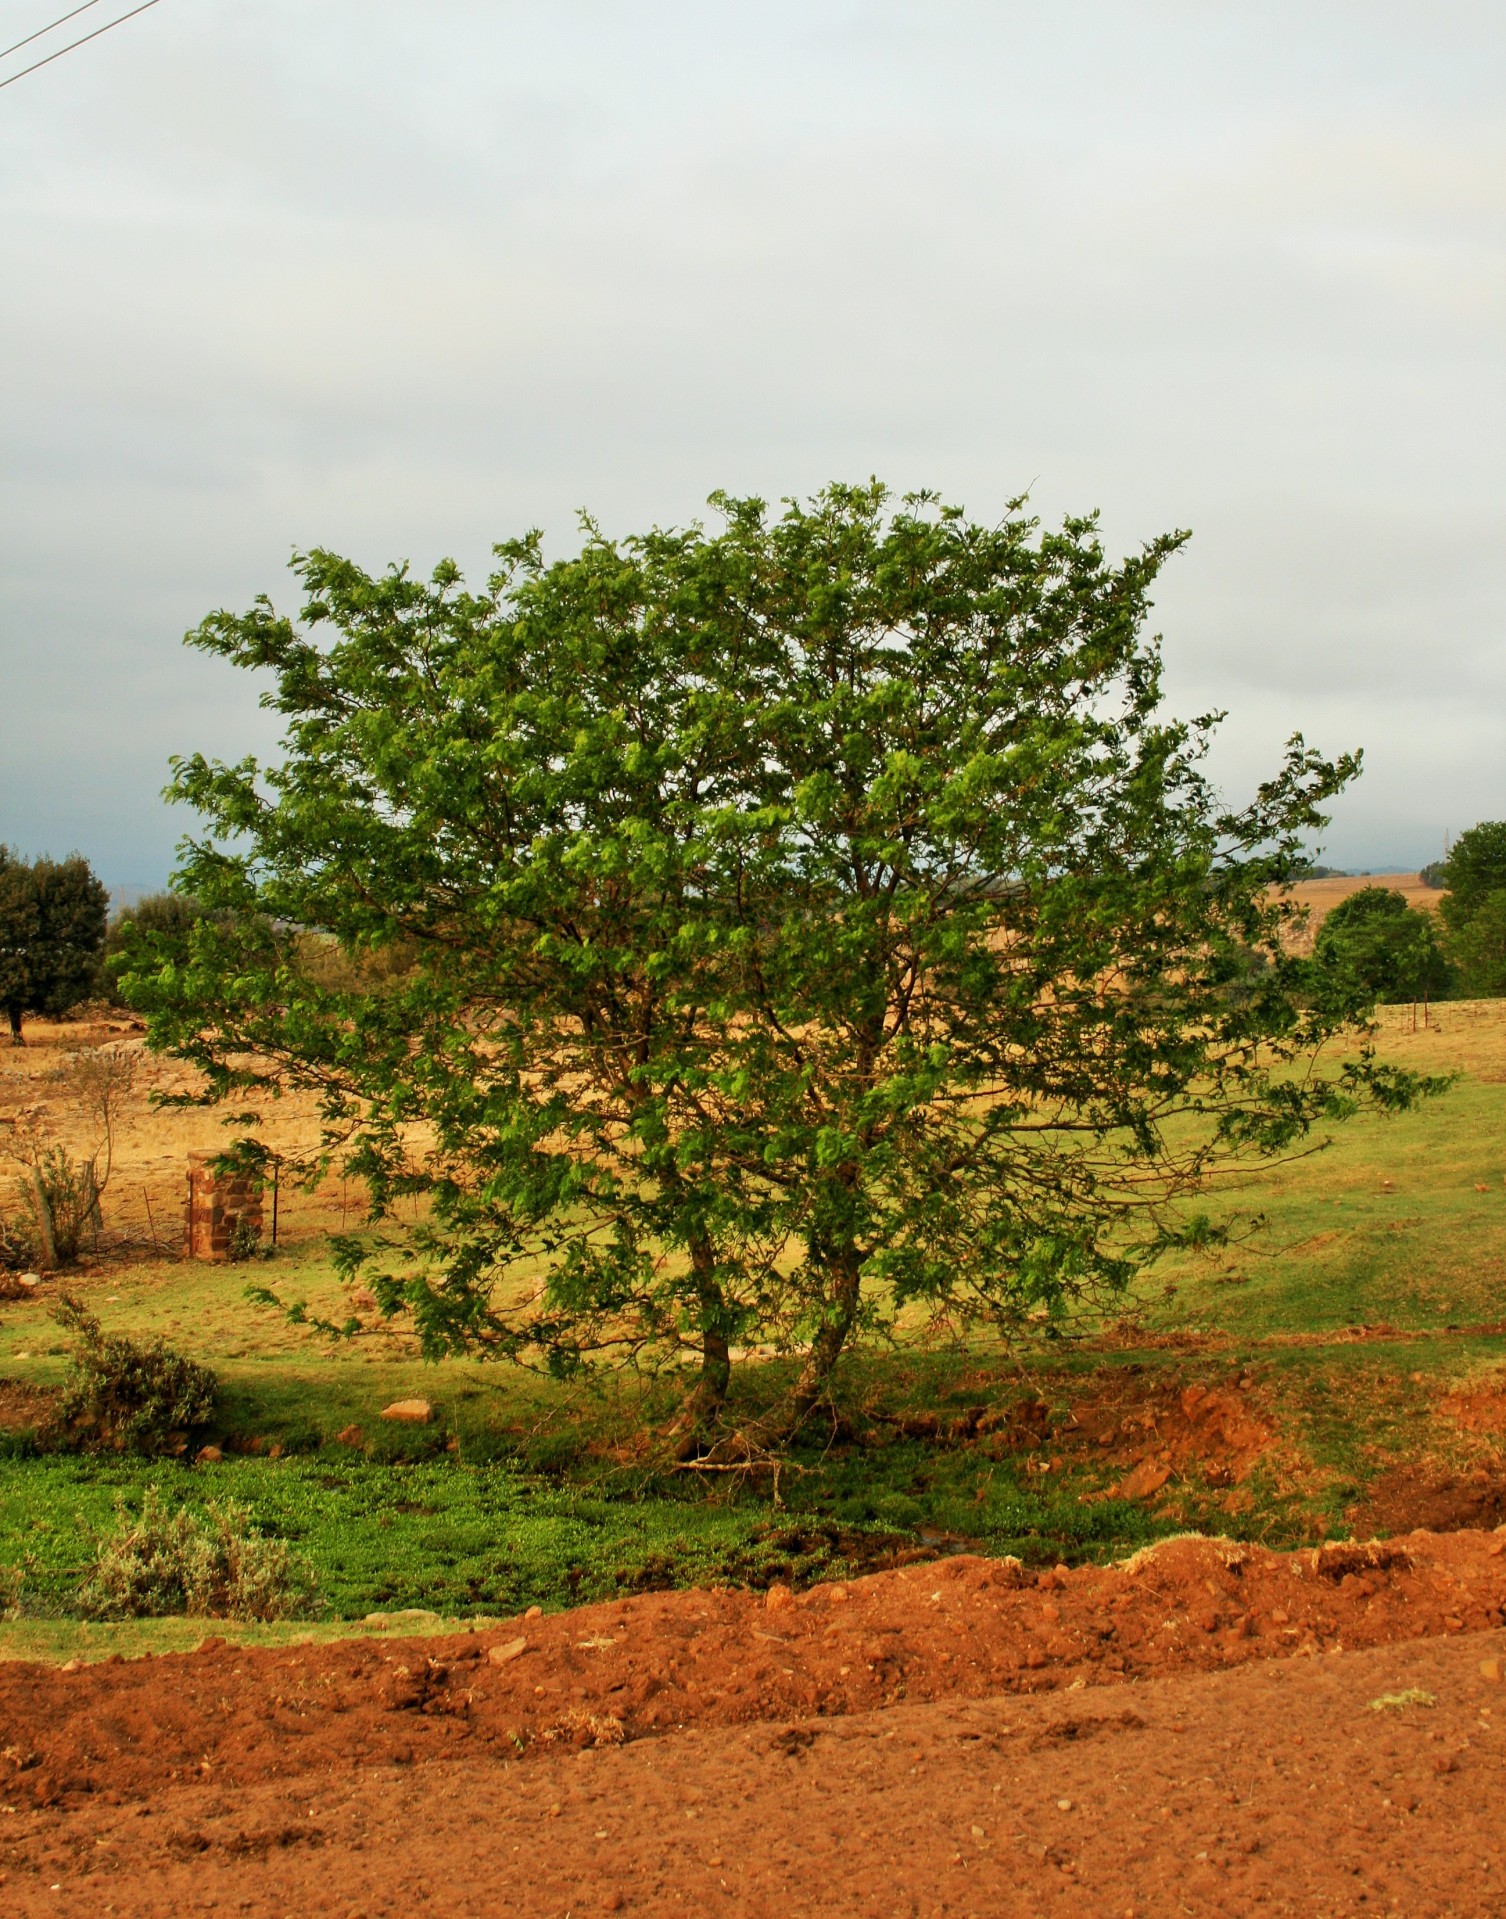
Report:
1446,891,1506,998
1313,886,1451,1009
0,848,109,1043
1436,822,1506,998
1438,822,1506,925
101,891,206,1006
130,485,1430,1450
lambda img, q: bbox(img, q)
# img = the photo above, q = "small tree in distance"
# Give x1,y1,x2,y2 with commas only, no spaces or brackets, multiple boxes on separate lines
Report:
1313,886,1451,1009
130,484,1434,1453
1437,822,1506,998
0,848,109,1044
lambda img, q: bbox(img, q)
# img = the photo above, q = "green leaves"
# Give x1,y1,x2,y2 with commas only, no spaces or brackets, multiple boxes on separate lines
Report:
133,482,1435,1443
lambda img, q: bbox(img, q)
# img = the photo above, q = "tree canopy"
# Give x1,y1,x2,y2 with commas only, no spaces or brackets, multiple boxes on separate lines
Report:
1436,823,1506,998
1439,822,1506,927
128,484,1429,1451
0,848,109,1043
1312,886,1450,1008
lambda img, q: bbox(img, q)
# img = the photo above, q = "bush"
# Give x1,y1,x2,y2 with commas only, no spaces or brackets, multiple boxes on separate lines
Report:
79,1486,317,1620
0,1208,36,1273
51,1295,217,1453
17,1144,102,1265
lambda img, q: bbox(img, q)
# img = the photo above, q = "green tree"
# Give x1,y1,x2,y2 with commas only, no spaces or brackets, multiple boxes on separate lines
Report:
1439,822,1506,927
1435,824,1506,999
130,485,1429,1448
1313,886,1451,1008
0,848,109,1043
1447,890,1506,998
102,892,206,1006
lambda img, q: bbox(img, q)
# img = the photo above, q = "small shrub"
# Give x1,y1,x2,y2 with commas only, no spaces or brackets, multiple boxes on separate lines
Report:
0,1208,37,1275
17,1144,101,1264
0,1560,23,1622
79,1487,317,1621
51,1295,217,1453
227,1215,267,1262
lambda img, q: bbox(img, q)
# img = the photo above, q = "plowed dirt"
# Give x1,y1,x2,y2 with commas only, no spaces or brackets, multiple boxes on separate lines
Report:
2,1527,1504,1915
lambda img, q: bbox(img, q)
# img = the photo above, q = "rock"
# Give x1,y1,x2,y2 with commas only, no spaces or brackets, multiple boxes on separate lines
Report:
488,1637,528,1667
1114,1460,1173,1501
195,1445,223,1463
363,1608,442,1632
524,1605,543,1620
17,1274,40,1289
1480,1657,1502,1683
765,1583,794,1612
335,1424,364,1446
380,1398,433,1424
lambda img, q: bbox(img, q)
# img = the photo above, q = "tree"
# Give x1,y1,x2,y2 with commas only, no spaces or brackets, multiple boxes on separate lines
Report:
1438,822,1506,927
1435,823,1506,1000
0,848,109,1043
1447,890,1506,998
130,485,1430,1450
1313,886,1451,1008
102,892,206,1006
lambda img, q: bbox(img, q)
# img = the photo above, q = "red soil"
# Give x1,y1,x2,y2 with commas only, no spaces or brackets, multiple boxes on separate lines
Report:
2,1527,1504,1915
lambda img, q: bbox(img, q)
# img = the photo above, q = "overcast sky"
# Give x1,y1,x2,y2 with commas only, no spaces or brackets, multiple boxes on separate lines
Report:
1,0,1501,890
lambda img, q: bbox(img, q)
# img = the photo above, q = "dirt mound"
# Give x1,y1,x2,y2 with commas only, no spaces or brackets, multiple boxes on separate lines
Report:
1353,1464,1506,1535
2,1573,1505,1918
1441,1372,1506,1435
1,1526,1502,1818
1068,1372,1274,1497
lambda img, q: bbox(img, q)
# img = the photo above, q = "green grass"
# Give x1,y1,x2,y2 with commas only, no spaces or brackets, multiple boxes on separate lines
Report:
1152,1074,1506,1338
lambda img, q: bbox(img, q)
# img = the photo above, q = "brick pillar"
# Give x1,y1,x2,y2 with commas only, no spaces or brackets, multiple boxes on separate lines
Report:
185,1153,264,1261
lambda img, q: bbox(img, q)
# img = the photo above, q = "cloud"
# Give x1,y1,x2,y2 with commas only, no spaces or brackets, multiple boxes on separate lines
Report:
0,0,1501,880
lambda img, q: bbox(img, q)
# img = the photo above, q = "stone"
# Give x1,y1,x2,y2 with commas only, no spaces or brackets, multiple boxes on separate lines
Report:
196,1445,223,1463
363,1608,442,1631
1115,1460,1173,1501
524,1605,543,1620
1480,1657,1502,1683
765,1583,794,1612
335,1424,364,1446
17,1274,40,1289
380,1399,433,1424
488,1637,528,1666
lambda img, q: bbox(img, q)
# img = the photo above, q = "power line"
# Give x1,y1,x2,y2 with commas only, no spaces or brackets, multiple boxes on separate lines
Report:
0,0,104,63
0,0,161,92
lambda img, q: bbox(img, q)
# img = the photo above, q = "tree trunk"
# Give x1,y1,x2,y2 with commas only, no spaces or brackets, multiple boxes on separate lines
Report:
700,1243,864,1464
6,1004,22,1046
786,1244,863,1429
672,1232,733,1457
